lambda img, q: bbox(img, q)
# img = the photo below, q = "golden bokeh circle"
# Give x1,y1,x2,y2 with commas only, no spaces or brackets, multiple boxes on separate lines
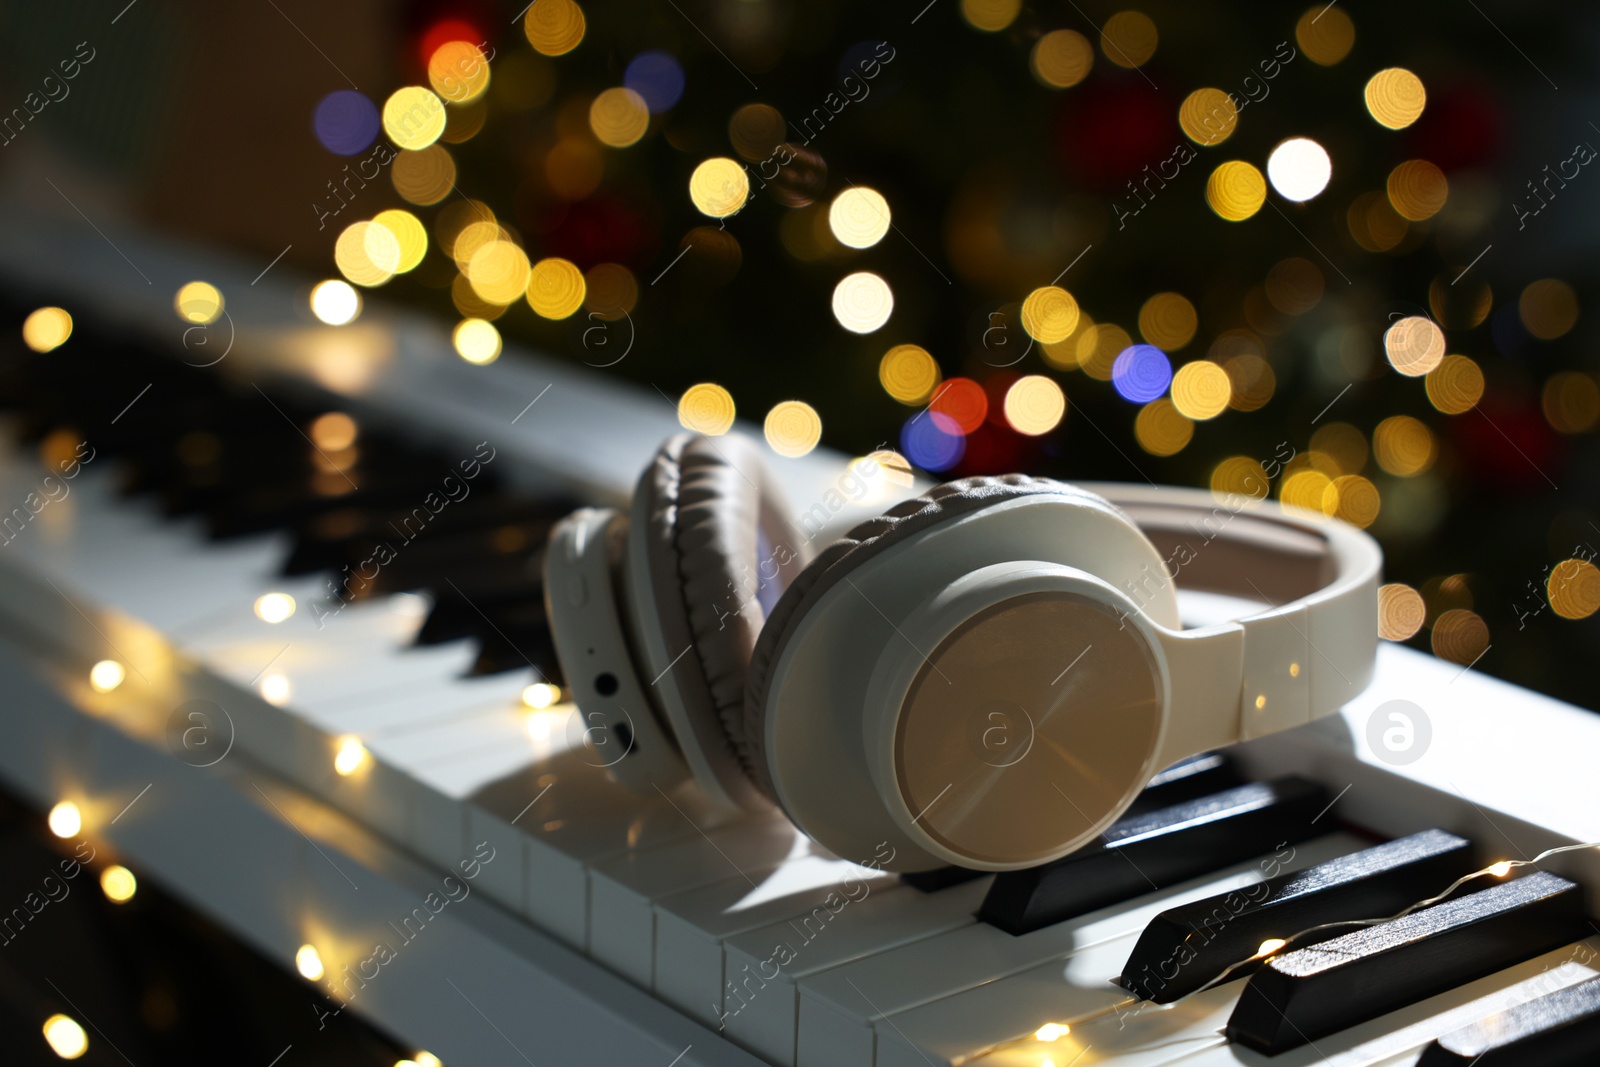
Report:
1519,278,1579,340
174,281,224,325
1170,360,1230,420
21,307,72,352
1224,352,1275,411
428,41,491,103
879,344,941,405
1004,375,1066,436
451,273,506,321
961,0,1021,32
1325,474,1380,528
728,103,786,162
1101,11,1158,68
1135,398,1193,456
468,240,533,306
678,383,736,436
335,221,400,287
1548,559,1600,620
452,318,502,364
1384,316,1446,377
525,0,586,56
828,187,891,249
392,145,457,206
383,86,447,150
1265,257,1324,315
1365,68,1426,130
689,157,750,218
1310,422,1368,475
590,87,650,148
764,400,823,457
1179,88,1238,147
1280,469,1333,513
1373,415,1436,476
373,209,428,273
1296,6,1355,66
1377,583,1425,640
450,218,504,269
526,257,586,319
1425,355,1484,415
1077,322,1131,381
1206,161,1266,221
1021,286,1081,344
1431,608,1488,665
1210,455,1269,502
584,263,638,320
1138,292,1198,351
1348,191,1409,252
1031,30,1094,88
1542,372,1600,433
1387,160,1449,221
832,272,894,333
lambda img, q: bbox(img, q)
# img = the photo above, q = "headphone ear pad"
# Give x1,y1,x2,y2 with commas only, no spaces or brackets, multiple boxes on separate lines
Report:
627,434,808,809
742,474,1177,804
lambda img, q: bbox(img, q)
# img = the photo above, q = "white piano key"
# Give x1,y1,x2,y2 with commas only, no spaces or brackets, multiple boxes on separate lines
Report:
967,936,1600,1067
722,877,994,1067
653,854,897,1026
503,765,734,948
798,833,1363,1067
589,817,816,987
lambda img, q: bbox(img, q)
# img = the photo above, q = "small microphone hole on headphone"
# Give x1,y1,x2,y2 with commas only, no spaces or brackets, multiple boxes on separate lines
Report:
614,721,634,755
594,672,619,696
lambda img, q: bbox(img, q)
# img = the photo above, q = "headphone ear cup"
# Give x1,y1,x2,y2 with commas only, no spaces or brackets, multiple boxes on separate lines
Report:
743,474,1180,850
624,434,809,810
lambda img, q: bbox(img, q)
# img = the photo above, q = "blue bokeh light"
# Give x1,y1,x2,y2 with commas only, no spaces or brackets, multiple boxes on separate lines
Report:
313,90,379,156
625,51,685,113
902,411,966,472
1112,344,1173,403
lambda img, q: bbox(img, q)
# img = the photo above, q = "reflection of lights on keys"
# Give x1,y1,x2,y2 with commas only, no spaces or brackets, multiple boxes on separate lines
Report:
89,659,125,692
48,801,82,838
522,682,560,709
254,592,296,623
260,672,291,706
1256,937,1288,958
334,737,367,776
1034,1022,1070,1042
42,1014,89,1059
296,943,325,981
390,592,428,620
100,865,137,903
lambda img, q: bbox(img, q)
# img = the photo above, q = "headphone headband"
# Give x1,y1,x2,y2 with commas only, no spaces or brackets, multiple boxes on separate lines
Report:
1093,482,1382,739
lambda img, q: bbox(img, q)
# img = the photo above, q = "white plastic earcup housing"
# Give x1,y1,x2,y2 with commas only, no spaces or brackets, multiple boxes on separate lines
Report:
543,507,693,793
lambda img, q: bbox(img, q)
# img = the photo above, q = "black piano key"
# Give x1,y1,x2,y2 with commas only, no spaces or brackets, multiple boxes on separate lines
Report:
469,620,560,679
1418,973,1600,1066
1121,828,1477,1001
977,777,1329,935
899,866,989,892
1226,870,1588,1055
1124,751,1243,815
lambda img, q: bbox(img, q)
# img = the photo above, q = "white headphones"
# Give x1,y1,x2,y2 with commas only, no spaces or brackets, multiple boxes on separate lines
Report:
544,434,1381,873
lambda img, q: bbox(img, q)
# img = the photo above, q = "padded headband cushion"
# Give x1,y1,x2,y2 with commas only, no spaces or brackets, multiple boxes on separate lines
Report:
742,474,1117,802
638,433,809,789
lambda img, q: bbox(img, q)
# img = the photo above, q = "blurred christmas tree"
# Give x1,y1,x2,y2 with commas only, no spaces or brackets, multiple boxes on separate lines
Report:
314,0,1599,712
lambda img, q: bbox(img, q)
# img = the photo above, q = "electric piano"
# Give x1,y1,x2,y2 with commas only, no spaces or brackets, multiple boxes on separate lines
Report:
1,207,1597,1066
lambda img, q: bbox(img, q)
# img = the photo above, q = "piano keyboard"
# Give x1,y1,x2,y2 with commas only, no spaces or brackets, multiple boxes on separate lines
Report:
1,212,1598,1066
